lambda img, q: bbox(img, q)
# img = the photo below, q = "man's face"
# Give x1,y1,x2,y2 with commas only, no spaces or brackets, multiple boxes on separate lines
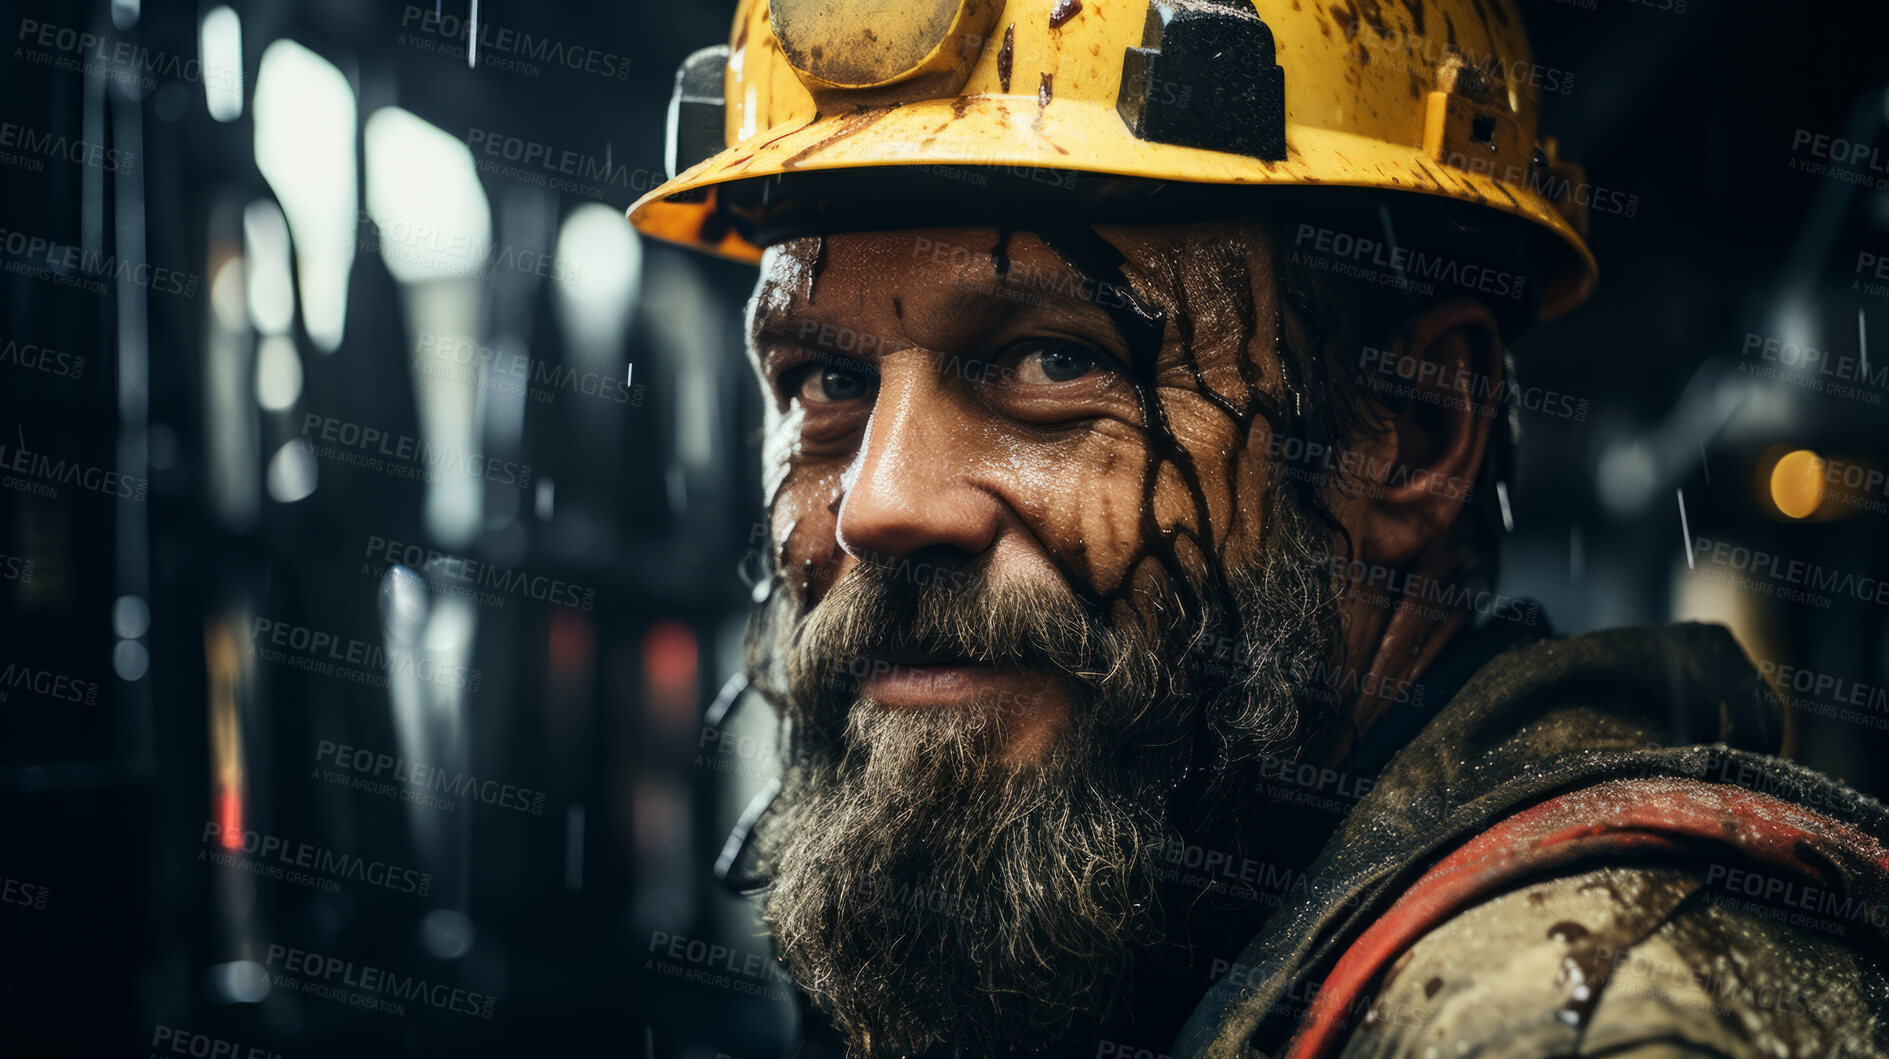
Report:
751,223,1291,753
745,221,1345,1056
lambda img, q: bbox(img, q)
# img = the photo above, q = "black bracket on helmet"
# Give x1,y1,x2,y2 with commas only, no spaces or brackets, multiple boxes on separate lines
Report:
667,44,729,188
1117,0,1287,161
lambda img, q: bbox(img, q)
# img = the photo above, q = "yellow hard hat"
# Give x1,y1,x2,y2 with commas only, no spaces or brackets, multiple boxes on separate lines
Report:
627,0,1598,318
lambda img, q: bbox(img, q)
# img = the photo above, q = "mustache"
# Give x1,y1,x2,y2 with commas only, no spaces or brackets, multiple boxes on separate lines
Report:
782,554,1145,723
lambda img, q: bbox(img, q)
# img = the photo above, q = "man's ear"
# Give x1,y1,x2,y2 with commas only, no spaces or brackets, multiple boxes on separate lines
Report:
1347,297,1503,567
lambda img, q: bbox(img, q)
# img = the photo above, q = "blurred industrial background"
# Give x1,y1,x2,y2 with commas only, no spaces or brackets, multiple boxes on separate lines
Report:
0,0,1886,1054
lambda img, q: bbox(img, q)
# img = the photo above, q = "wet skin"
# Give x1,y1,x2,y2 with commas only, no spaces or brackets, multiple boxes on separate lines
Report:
747,222,1502,763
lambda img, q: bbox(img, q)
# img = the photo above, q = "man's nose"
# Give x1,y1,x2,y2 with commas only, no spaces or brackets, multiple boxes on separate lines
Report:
835,364,1001,564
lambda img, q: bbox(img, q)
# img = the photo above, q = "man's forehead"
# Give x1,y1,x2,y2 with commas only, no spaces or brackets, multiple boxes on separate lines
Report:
754,227,1096,299
749,227,1126,343
748,221,1273,345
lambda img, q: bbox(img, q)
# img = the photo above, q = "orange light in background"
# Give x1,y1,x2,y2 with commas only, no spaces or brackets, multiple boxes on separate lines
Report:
642,621,699,738
634,622,700,878
206,617,245,848
1769,449,1825,520
216,788,244,849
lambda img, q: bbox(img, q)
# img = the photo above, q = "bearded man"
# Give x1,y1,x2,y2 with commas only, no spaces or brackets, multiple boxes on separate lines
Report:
629,1,1889,1056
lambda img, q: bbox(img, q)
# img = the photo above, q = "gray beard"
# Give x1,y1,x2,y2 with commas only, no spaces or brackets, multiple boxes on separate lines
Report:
747,490,1341,1058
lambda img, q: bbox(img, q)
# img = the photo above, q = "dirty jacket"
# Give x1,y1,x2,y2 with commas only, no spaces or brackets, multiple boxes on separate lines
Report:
1174,621,1889,1059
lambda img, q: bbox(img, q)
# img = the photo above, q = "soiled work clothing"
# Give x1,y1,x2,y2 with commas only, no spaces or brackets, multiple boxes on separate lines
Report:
1176,622,1889,1059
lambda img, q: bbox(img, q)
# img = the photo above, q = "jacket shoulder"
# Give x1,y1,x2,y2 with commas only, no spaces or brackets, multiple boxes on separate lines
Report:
1334,863,1889,1059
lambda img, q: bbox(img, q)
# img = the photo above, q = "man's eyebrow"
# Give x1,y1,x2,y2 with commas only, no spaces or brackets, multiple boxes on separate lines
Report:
750,311,827,347
748,312,895,378
954,248,1153,357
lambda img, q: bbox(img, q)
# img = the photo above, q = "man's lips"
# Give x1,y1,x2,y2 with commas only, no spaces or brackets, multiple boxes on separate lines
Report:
855,654,1075,759
859,656,1050,710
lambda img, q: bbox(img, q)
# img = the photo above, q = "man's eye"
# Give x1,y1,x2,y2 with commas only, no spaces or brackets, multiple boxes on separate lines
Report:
794,365,875,404
1009,343,1098,385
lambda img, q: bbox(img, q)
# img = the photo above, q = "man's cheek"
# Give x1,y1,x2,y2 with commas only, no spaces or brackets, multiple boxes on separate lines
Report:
1225,422,1286,558
770,476,847,601
757,405,805,513
1064,431,1155,597
1159,399,1243,529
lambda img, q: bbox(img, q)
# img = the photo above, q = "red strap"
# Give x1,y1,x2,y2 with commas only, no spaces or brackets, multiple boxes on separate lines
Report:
1285,776,1889,1059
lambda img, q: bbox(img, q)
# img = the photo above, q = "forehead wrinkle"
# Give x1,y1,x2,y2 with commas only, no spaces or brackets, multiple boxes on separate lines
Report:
856,230,1057,342
863,227,1137,336
976,233,1144,333
1111,226,1279,388
891,280,1055,354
